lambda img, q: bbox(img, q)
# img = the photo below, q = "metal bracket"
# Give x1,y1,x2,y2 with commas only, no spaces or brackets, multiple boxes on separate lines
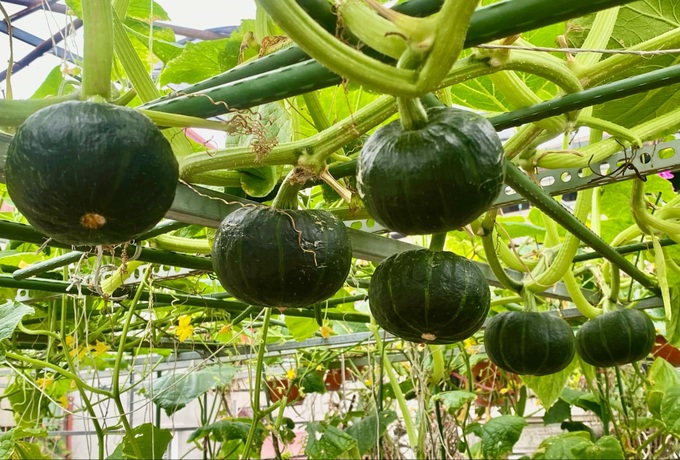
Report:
494,139,680,207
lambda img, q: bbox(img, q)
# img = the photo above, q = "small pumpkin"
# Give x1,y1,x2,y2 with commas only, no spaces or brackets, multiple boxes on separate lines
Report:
575,308,655,368
6,101,179,246
484,311,576,376
211,205,352,308
368,249,490,344
357,106,505,235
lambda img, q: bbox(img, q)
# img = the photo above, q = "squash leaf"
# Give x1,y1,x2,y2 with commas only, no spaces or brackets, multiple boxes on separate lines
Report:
533,431,592,459
573,436,624,459
0,301,33,341
285,315,319,341
467,415,527,459
305,422,360,460
143,365,236,416
431,390,477,415
107,423,172,460
521,356,577,408
344,411,396,455
661,384,680,435
567,0,680,127
159,20,256,86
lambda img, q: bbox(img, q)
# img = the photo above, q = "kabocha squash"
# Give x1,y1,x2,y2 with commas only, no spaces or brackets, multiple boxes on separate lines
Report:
357,107,505,235
5,101,179,246
575,308,655,368
211,205,352,308
368,249,490,344
484,312,575,376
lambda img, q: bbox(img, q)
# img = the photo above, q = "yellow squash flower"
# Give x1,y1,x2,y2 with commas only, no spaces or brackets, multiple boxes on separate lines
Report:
176,315,194,343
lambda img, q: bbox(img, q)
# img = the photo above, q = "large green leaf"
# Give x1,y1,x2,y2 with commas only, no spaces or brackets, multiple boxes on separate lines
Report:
431,390,477,415
188,419,263,444
468,415,528,458
159,20,256,86
567,0,680,127
573,436,624,459
30,66,79,100
543,399,572,425
0,428,48,460
305,422,360,460
5,378,50,429
145,365,236,415
661,384,680,435
560,388,605,421
285,315,319,341
533,431,592,459
107,423,172,460
0,301,33,341
124,19,181,65
344,411,397,454
522,356,577,408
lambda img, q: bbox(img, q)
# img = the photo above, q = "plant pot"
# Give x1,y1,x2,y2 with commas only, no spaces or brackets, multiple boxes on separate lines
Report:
652,334,680,366
324,368,353,391
266,378,305,405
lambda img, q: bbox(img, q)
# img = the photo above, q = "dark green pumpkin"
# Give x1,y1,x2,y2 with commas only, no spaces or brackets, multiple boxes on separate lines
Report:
211,206,352,308
484,312,575,376
575,308,655,368
368,249,490,344
5,101,179,246
357,107,505,235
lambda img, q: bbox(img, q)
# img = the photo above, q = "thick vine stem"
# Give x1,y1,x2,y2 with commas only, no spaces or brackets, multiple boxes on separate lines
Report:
503,125,545,161
480,211,523,293
242,308,273,460
111,266,152,459
336,0,407,59
581,26,680,86
524,189,593,292
575,115,642,148
260,0,476,97
371,324,418,450
533,105,680,168
563,269,602,319
258,0,417,96
413,0,478,94
0,93,80,127
152,234,211,254
81,0,114,100
631,179,673,319
180,95,397,182
574,7,620,69
488,69,567,132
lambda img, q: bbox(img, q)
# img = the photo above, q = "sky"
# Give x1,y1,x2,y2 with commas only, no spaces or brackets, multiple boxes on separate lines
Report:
0,0,257,99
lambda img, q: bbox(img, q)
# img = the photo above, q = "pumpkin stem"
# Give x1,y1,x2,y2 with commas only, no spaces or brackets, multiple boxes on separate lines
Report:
397,96,429,131
429,232,447,252
520,288,538,313
272,169,302,210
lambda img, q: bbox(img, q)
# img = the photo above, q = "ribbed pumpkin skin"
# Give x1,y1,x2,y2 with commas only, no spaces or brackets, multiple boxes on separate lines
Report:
357,107,505,235
212,206,352,308
368,249,490,344
5,101,179,246
576,309,655,368
484,312,576,376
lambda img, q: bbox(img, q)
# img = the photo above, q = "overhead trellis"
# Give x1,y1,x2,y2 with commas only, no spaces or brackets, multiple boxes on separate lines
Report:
5,0,680,458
